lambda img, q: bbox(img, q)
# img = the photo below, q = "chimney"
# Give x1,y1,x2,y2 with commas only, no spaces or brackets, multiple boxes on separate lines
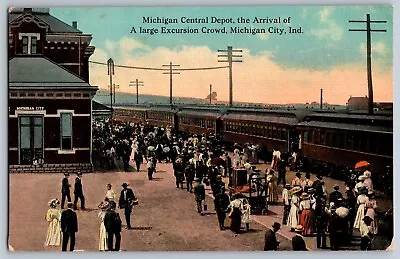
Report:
72,21,78,29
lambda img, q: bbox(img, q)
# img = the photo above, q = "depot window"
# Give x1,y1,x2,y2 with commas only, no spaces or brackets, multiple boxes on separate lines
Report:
60,113,72,150
19,33,40,55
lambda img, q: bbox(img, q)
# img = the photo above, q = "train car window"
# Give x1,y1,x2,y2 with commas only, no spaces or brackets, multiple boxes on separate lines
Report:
338,133,345,149
386,134,393,156
303,131,308,143
282,129,287,140
314,130,320,145
324,131,329,146
346,134,353,150
320,131,325,145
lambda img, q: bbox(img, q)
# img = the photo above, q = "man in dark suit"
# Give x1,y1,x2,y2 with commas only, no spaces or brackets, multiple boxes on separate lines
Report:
214,186,230,230
329,184,343,207
264,222,281,251
61,173,71,209
73,171,85,210
312,175,324,197
292,225,308,251
61,202,78,251
104,201,122,251
118,183,136,229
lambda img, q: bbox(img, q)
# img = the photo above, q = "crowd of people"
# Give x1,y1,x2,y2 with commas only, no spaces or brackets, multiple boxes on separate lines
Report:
43,118,391,251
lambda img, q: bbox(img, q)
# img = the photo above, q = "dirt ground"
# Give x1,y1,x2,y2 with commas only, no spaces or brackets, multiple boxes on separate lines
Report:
9,162,292,251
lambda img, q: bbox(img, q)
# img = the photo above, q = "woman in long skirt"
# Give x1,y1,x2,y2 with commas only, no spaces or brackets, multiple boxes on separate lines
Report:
267,170,279,204
44,199,62,246
365,193,378,234
228,195,243,233
353,188,369,230
240,197,251,231
287,187,301,231
98,199,110,251
298,193,313,236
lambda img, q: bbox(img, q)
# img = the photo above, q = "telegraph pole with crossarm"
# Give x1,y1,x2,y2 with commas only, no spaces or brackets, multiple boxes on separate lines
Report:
349,14,387,115
218,46,242,107
107,58,114,109
129,79,144,104
162,62,180,105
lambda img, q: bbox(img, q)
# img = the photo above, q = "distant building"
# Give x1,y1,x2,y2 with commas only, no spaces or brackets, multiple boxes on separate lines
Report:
8,8,98,174
347,96,369,110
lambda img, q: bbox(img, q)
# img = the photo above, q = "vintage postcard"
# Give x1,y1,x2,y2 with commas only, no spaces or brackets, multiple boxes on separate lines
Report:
8,6,393,251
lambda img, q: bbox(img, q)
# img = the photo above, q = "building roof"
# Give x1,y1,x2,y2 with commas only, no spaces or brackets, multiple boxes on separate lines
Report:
93,101,112,111
9,9,81,33
9,56,96,89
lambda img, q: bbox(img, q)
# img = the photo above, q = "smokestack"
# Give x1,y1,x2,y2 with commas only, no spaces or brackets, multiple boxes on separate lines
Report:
72,21,78,29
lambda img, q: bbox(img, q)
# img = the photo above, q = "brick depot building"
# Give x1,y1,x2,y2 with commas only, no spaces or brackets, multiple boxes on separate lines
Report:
8,8,98,173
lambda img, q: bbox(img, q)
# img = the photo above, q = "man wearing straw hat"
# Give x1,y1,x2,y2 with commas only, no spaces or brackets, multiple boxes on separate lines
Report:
118,183,136,229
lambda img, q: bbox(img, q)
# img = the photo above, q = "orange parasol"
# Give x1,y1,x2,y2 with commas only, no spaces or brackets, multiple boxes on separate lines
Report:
355,161,370,169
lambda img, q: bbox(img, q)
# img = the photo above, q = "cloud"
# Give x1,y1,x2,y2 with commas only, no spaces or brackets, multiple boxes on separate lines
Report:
309,7,343,41
257,32,269,41
319,7,334,22
359,41,388,56
88,38,392,105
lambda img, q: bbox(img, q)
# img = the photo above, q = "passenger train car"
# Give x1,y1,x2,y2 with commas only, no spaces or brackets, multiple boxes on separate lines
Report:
111,105,393,186
297,113,393,179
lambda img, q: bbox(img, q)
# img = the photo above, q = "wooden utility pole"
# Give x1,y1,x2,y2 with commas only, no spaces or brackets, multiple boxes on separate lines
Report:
218,46,242,106
320,89,323,109
209,84,212,104
162,62,180,105
107,58,114,108
349,14,386,115
129,79,144,104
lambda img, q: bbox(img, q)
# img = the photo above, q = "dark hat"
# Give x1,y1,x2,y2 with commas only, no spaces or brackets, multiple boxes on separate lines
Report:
334,184,340,190
195,178,202,182
285,183,291,188
77,171,82,176
307,188,315,193
64,172,70,176
272,222,281,229
363,215,373,223
121,183,129,187
317,175,323,180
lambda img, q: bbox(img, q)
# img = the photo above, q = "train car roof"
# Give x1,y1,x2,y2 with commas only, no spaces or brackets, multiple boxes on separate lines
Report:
176,110,222,118
297,121,392,134
113,105,149,111
227,107,309,121
222,113,299,125
306,112,393,121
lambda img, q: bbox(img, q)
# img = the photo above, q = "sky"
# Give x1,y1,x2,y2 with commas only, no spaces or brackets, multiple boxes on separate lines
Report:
51,6,393,105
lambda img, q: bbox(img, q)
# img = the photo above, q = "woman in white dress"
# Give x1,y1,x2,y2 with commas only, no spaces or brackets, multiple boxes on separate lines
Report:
105,183,116,201
44,198,62,247
240,197,251,232
287,187,301,231
363,171,373,193
233,146,241,168
98,199,110,251
353,187,370,230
